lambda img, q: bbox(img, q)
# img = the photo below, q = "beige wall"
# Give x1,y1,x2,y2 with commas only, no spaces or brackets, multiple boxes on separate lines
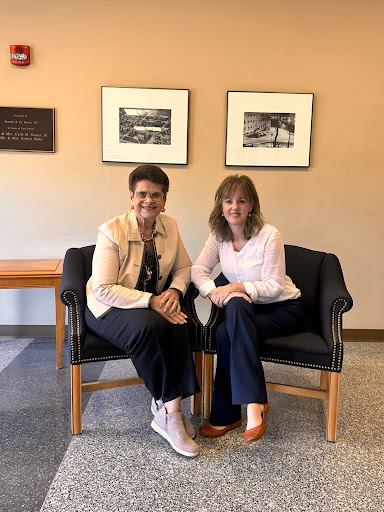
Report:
1,0,383,328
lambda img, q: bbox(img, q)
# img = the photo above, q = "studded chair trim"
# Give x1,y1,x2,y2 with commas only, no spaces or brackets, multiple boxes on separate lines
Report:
184,284,204,352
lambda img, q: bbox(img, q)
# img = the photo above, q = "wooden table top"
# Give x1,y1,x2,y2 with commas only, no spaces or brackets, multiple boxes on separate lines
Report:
0,259,63,276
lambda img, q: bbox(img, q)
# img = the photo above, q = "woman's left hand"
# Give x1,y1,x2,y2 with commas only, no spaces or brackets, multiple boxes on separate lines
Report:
159,288,181,316
208,284,233,307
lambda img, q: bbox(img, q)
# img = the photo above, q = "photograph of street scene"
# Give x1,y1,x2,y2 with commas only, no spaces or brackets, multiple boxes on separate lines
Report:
119,108,171,145
243,112,295,148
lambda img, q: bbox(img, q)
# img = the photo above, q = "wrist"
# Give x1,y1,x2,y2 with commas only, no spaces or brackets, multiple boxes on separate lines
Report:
148,294,154,308
170,287,182,298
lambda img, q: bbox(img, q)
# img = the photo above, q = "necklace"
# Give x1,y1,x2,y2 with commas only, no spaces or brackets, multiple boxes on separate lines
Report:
142,246,156,291
138,223,156,243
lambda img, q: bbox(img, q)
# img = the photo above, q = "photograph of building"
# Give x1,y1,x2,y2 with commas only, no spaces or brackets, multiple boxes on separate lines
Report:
119,108,171,145
243,112,295,148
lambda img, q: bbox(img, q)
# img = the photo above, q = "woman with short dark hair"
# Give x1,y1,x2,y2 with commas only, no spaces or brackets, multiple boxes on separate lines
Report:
192,175,303,443
86,164,200,457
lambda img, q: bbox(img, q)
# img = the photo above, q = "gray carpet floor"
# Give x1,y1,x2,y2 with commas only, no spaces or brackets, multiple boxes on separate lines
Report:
39,342,383,512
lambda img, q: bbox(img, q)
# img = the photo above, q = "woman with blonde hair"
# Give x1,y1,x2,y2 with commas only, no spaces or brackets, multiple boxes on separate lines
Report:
192,175,303,442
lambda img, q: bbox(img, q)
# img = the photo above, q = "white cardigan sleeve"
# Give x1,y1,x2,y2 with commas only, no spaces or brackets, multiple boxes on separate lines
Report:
91,229,152,309
191,233,220,298
243,229,285,302
168,231,192,297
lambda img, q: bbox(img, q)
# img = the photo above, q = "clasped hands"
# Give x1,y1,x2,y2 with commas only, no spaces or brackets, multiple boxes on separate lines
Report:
149,288,187,325
208,284,252,308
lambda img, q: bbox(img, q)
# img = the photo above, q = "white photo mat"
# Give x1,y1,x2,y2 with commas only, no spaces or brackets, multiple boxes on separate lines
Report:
102,87,189,164
226,92,313,167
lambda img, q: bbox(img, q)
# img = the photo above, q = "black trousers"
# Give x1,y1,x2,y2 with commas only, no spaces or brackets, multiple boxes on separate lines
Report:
209,297,304,426
85,306,200,404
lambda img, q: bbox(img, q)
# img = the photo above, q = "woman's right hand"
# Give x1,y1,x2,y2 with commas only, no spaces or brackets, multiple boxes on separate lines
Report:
223,292,252,306
149,295,188,325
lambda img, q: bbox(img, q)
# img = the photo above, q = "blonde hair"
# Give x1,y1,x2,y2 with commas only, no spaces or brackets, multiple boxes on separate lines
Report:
209,175,264,241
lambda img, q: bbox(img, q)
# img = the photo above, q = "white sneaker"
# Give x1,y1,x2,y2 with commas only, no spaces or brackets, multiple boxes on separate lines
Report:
151,407,199,458
151,398,196,439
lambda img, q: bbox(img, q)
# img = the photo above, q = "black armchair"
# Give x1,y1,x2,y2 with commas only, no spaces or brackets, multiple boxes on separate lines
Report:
60,245,203,434
202,245,353,441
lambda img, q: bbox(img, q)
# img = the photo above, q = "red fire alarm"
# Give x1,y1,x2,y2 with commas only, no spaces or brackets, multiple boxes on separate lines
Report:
10,45,30,66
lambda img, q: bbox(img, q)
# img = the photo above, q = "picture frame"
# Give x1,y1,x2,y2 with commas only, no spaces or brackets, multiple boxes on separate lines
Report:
102,87,189,164
0,107,55,153
225,92,314,167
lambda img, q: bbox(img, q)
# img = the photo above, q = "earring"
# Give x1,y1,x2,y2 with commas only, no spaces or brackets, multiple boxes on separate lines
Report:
248,212,251,217
161,207,166,213
221,213,224,217
130,205,134,210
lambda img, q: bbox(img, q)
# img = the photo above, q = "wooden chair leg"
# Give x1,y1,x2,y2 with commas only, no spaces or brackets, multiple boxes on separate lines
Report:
326,372,340,442
191,351,202,415
203,353,214,419
71,364,82,434
320,370,327,390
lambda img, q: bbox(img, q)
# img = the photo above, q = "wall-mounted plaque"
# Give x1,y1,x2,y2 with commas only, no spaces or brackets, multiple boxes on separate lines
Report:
0,107,55,153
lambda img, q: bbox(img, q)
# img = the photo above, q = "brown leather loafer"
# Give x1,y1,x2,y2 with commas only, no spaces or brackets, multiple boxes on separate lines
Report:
244,421,266,443
199,420,242,438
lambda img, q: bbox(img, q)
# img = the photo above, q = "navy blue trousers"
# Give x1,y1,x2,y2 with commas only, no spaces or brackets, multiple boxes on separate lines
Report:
209,297,304,426
85,306,200,404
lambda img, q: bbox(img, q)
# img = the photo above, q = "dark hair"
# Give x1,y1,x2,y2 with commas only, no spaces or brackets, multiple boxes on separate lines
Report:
128,164,169,194
209,175,264,242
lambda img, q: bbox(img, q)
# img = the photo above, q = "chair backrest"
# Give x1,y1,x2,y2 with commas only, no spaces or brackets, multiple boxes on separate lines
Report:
78,243,326,330
80,245,96,282
284,245,326,331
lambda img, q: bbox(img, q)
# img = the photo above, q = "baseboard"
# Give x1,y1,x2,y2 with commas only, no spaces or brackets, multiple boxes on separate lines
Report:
0,325,68,340
342,329,384,342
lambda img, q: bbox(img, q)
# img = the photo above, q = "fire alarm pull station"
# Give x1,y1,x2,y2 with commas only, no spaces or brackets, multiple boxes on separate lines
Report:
10,45,30,66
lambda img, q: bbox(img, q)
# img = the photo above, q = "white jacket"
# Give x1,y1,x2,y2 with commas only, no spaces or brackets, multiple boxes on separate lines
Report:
191,223,300,304
86,210,191,318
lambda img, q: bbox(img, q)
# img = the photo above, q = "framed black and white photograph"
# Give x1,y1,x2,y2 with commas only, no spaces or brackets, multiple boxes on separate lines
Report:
102,87,189,164
225,92,313,167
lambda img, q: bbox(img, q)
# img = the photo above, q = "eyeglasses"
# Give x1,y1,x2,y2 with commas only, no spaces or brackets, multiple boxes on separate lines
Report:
135,191,164,201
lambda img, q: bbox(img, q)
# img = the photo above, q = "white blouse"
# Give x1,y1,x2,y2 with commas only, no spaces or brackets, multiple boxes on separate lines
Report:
191,223,300,304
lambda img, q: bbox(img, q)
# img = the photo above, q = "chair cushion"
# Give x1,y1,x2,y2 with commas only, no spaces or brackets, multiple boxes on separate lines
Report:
260,331,337,370
79,331,129,363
